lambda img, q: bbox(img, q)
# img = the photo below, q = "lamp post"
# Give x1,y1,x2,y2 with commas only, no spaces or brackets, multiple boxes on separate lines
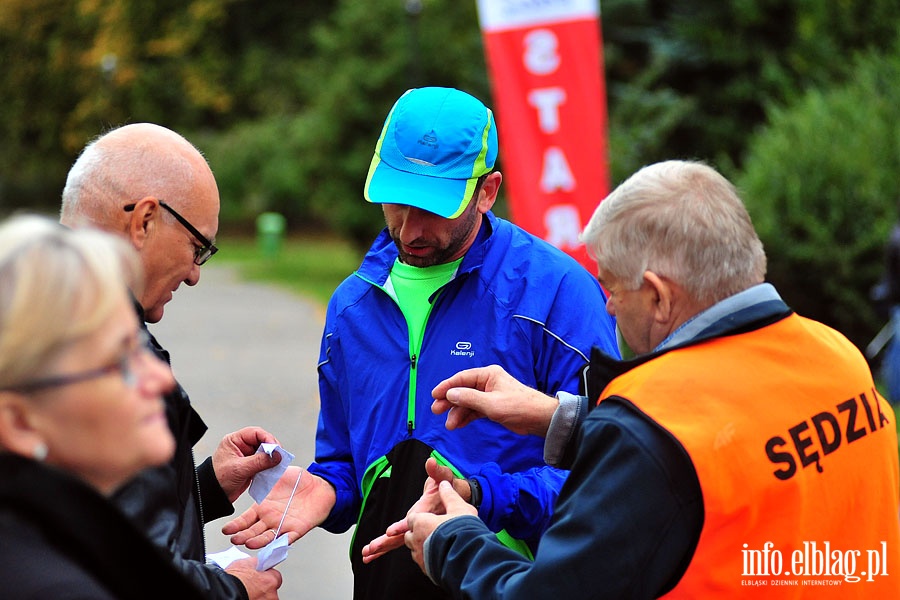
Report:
100,53,118,81
405,0,422,87
99,53,119,118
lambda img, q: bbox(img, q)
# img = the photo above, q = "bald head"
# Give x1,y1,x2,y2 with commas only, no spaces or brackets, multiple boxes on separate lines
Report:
61,123,218,228
60,123,220,323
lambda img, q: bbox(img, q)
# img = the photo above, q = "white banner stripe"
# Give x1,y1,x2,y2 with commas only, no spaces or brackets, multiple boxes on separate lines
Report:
477,0,599,32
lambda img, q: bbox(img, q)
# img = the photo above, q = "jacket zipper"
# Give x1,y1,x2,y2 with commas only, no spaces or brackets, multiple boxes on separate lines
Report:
408,354,417,435
355,271,448,439
192,449,206,557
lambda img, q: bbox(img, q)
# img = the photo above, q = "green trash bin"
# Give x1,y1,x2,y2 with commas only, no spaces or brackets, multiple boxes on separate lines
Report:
256,212,286,258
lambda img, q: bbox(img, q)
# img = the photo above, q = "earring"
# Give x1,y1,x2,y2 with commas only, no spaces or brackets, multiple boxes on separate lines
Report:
32,442,48,462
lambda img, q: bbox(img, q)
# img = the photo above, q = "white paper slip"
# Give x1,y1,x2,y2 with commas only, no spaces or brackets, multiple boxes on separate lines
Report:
256,533,291,571
249,443,295,504
207,546,250,569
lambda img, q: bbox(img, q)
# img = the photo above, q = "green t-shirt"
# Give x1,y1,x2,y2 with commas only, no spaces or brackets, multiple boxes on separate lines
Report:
386,257,463,349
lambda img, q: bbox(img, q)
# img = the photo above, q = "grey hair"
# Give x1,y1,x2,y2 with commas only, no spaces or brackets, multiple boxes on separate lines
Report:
581,160,766,305
0,214,142,391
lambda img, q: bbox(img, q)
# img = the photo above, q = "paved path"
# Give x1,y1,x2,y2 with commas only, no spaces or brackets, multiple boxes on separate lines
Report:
152,265,353,600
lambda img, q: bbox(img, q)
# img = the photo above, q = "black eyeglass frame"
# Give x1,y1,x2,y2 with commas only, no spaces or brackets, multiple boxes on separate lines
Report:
0,330,149,394
124,201,218,265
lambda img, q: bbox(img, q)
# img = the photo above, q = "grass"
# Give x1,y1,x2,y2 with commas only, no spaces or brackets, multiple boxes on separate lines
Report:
214,234,364,307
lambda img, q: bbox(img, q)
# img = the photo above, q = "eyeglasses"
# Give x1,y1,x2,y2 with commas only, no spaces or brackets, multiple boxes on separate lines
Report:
124,201,218,265
1,330,151,394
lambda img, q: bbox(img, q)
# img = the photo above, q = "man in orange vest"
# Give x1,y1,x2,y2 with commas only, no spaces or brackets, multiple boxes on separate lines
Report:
364,160,900,598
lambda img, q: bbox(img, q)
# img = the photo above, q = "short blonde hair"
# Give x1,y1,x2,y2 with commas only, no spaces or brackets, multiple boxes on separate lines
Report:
0,214,143,391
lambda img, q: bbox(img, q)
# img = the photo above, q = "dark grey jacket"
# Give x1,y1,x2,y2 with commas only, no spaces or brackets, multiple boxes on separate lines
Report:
111,303,248,600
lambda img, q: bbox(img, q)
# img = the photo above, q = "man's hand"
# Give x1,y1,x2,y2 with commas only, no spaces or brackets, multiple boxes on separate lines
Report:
431,365,558,437
405,480,478,574
212,427,281,503
222,466,336,548
225,557,283,600
361,458,471,564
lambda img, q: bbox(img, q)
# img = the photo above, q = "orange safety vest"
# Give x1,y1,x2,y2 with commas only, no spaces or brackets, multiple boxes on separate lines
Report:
601,313,900,598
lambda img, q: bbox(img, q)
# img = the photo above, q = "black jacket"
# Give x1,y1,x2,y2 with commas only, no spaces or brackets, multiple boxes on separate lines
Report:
110,302,248,599
0,454,207,599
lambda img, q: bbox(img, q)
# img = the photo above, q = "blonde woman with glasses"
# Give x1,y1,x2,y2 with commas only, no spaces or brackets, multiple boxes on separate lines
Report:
0,214,206,599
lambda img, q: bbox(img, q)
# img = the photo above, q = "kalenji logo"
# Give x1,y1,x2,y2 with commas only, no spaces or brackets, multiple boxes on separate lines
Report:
740,541,891,587
451,341,474,358
417,130,439,149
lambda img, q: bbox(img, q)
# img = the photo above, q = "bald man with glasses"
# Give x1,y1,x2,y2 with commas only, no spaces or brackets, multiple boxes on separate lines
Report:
60,123,283,600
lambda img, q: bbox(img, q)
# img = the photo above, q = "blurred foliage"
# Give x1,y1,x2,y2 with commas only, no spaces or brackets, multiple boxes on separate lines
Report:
601,0,900,182
0,0,332,211
2,0,900,347
739,41,900,349
200,0,489,246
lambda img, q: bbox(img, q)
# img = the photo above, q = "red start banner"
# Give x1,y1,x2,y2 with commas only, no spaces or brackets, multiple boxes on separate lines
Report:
476,0,609,272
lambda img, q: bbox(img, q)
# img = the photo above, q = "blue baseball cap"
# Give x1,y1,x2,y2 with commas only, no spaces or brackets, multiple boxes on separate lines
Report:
364,87,498,219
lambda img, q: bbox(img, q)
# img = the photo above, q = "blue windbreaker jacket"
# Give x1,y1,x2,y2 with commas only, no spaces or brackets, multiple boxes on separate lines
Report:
308,211,618,544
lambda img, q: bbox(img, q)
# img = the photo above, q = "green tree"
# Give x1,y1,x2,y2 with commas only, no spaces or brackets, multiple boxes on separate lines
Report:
204,0,489,244
738,43,900,349
0,0,333,212
0,0,88,209
601,0,900,182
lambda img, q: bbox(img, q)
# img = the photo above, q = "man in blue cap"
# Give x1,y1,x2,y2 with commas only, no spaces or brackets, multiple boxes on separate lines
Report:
223,87,619,599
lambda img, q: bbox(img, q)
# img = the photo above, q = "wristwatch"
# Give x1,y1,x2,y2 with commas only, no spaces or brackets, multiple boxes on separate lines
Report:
466,477,482,509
